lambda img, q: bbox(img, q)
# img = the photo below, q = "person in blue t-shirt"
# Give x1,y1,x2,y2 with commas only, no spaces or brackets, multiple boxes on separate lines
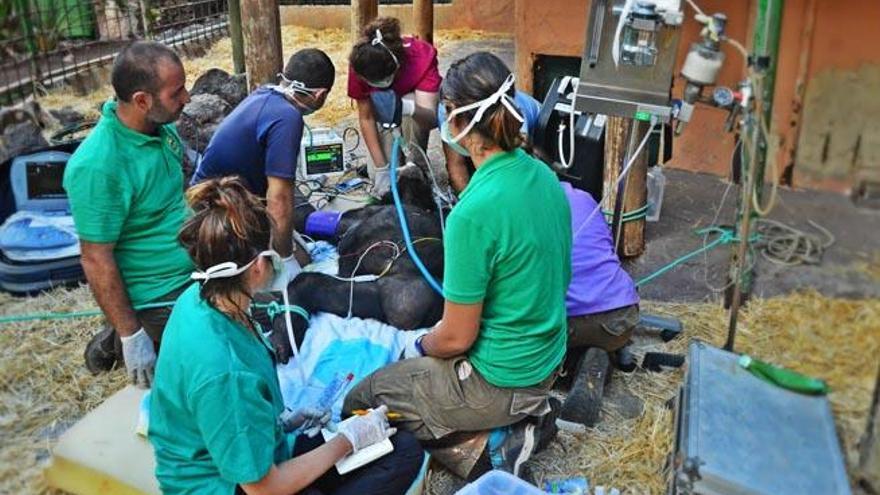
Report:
192,49,335,268
437,52,541,193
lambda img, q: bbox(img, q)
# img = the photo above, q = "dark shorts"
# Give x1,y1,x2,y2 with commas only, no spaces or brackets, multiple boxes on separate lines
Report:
567,304,640,352
235,431,424,495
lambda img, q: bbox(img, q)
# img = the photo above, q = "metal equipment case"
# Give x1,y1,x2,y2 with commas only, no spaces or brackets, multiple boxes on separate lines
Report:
670,341,851,495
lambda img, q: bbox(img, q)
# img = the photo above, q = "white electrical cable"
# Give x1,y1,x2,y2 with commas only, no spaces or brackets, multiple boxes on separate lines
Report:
684,0,705,16
612,0,636,67
408,139,453,235
724,37,750,61
336,240,400,317
573,121,658,238
748,75,780,217
280,284,307,385
557,97,577,169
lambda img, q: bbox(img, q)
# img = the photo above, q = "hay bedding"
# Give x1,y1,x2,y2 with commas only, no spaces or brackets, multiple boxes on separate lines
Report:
2,286,878,494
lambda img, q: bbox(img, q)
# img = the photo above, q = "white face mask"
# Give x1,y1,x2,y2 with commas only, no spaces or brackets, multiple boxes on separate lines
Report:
443,73,525,145
365,29,400,89
270,74,323,115
191,249,283,293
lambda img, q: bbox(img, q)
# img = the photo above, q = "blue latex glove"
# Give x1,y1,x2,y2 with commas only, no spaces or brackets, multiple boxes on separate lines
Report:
370,90,403,129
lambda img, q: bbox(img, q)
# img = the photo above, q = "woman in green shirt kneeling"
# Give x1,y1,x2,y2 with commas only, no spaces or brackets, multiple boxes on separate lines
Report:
344,52,573,480
148,177,424,494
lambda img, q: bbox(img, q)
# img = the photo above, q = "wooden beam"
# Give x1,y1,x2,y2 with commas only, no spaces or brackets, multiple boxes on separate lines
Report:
603,117,649,258
413,0,434,44
228,0,246,75
351,0,378,44
240,0,282,90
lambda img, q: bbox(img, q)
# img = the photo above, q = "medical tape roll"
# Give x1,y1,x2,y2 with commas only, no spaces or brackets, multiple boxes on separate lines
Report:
305,210,343,238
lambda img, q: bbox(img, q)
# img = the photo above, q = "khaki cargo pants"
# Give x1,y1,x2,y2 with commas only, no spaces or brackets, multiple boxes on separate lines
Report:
343,355,555,477
567,304,640,352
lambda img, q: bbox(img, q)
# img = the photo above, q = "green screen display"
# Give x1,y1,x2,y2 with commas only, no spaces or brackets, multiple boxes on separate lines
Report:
307,151,335,161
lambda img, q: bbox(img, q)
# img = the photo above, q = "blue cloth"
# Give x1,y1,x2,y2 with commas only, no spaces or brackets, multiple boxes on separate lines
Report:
437,90,542,141
192,88,304,196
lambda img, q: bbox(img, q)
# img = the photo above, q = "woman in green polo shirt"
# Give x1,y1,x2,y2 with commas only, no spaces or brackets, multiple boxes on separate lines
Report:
345,52,572,478
148,177,424,494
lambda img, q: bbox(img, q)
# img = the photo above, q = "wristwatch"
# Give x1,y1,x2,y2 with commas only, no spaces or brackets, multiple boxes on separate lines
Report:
414,335,426,357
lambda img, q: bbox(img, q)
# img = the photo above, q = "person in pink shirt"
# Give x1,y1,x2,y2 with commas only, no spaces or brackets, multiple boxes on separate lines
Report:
348,17,441,196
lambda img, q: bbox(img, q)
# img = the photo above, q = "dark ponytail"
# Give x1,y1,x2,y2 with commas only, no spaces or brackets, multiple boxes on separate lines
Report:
349,17,406,84
440,52,523,151
179,176,272,313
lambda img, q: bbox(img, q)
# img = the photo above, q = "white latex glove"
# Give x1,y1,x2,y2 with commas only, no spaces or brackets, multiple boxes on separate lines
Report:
401,329,430,360
338,405,397,453
400,95,416,117
120,328,156,389
371,165,391,199
279,406,332,437
268,255,302,292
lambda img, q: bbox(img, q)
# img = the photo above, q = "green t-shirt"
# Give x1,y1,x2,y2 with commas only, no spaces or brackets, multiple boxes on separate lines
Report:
444,148,572,388
63,100,194,306
149,283,289,494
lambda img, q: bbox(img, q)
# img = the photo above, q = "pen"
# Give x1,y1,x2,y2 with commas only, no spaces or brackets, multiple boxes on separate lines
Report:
351,409,402,420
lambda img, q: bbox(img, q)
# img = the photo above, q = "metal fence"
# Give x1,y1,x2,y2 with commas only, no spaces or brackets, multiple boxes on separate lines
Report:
1,0,228,105
280,1,451,4
1,0,450,105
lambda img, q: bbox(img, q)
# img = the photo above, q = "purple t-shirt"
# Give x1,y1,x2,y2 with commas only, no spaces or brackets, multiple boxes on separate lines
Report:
563,182,639,316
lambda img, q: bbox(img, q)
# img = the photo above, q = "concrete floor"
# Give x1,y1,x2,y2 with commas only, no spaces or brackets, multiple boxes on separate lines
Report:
631,169,880,302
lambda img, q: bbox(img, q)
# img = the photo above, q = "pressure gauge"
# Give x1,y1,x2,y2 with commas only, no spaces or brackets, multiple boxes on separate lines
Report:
713,86,735,107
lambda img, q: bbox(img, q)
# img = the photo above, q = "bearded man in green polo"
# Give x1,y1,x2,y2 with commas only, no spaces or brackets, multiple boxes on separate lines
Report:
63,41,194,388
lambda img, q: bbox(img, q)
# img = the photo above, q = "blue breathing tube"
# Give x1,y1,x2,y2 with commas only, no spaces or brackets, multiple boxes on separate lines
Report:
389,136,444,296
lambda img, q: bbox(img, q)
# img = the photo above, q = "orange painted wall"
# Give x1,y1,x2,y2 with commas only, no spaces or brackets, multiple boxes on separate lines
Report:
514,0,880,191
453,0,515,32
279,0,514,34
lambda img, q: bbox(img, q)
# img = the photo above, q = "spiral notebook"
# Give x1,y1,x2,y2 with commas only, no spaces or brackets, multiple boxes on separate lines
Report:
321,415,394,474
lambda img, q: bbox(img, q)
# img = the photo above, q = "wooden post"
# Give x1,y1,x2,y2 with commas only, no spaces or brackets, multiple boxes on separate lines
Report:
240,0,282,91
351,0,378,44
228,0,246,75
413,0,434,44
602,117,650,258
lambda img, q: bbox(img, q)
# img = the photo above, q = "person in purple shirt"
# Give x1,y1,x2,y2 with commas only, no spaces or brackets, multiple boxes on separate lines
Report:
558,181,640,429
192,49,335,269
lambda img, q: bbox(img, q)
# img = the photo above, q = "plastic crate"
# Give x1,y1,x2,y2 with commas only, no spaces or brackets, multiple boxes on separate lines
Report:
456,470,544,495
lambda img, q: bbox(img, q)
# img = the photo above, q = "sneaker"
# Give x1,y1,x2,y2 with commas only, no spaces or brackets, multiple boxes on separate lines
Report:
83,326,121,374
489,398,561,478
557,347,611,431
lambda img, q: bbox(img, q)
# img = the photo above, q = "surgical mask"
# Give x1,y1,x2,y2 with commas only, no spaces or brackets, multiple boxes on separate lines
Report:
365,29,399,89
366,74,396,89
191,249,283,294
271,74,322,115
442,73,525,146
440,120,471,157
